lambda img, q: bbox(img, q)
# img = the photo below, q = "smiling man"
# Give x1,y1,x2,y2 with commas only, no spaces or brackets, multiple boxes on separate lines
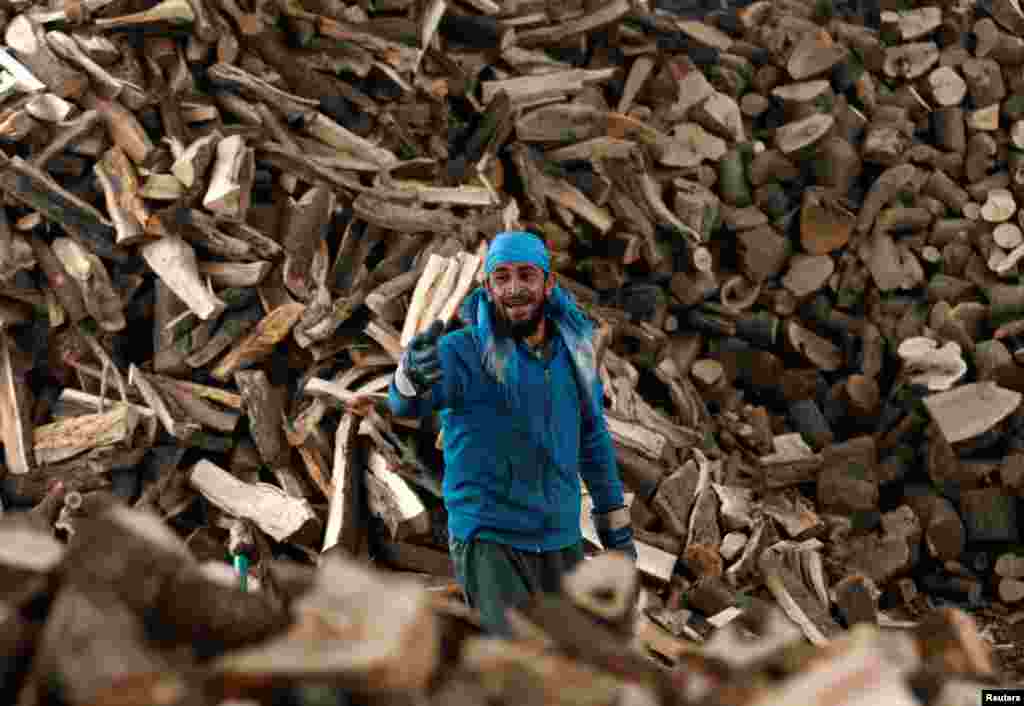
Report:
387,230,635,636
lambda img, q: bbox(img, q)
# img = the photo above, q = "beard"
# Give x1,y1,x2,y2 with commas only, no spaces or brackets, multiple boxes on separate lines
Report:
492,296,546,340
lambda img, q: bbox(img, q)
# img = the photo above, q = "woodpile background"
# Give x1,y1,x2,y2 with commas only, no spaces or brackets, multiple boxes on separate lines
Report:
0,0,1023,698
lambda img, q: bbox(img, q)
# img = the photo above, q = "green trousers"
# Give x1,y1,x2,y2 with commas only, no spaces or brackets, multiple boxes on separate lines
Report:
449,537,584,637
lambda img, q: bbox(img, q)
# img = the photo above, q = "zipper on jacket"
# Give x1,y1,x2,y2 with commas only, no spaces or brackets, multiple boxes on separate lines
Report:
544,365,552,529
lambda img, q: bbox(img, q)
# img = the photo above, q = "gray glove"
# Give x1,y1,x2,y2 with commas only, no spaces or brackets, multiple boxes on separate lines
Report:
395,319,444,398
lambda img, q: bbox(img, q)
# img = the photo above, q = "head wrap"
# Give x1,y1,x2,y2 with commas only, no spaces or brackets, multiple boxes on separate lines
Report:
459,232,601,466
483,231,551,277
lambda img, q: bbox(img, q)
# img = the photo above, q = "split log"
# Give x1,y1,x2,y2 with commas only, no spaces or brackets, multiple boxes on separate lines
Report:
188,459,319,543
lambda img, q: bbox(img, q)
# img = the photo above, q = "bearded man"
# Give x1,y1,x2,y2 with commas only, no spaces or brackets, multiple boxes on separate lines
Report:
387,230,635,636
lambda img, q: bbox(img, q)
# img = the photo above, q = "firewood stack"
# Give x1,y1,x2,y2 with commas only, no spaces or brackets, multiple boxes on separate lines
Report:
0,506,1009,705
0,0,1023,692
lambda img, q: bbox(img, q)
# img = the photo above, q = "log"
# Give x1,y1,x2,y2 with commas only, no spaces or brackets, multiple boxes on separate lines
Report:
0,331,34,475
365,449,430,542
32,403,138,466
188,459,319,542
322,412,364,555
4,15,87,99
203,134,255,220
210,302,305,382
213,555,440,693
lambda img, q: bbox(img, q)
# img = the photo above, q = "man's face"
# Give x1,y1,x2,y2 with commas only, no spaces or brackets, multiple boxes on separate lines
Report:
486,263,554,339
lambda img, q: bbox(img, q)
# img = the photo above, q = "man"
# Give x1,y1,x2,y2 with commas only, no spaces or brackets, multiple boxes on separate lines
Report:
387,230,636,636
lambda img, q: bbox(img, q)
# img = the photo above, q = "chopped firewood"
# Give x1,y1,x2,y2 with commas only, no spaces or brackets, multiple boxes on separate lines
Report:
235,369,288,468
760,543,843,646
775,113,834,155
45,31,133,99
142,236,225,321
202,134,254,220
0,331,34,475
188,459,318,542
322,411,363,554
562,551,638,633
210,302,305,382
5,15,87,99
32,403,138,466
80,91,153,166
923,381,1021,443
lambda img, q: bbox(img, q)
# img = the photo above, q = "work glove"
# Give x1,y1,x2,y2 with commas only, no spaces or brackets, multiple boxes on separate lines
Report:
394,319,445,398
594,506,637,562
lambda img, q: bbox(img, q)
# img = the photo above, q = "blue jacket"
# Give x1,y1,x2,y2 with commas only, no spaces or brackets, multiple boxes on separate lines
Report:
387,325,625,553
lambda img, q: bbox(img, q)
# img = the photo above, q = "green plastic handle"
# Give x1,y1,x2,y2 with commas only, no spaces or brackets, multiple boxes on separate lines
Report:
233,554,249,593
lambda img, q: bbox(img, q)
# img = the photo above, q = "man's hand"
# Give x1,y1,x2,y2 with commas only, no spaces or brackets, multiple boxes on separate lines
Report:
395,319,445,398
594,506,637,562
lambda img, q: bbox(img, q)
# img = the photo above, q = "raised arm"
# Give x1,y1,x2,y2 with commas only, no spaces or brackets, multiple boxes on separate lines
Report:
387,320,461,417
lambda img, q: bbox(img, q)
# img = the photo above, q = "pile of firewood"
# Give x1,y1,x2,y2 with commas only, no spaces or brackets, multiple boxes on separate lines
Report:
0,505,1008,705
2,0,1024,692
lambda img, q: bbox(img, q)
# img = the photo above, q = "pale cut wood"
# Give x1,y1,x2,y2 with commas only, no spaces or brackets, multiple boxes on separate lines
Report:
562,552,638,628
775,113,834,154
45,31,130,99
881,7,942,40
617,55,655,114
415,253,462,337
516,104,605,144
677,20,732,51
211,302,306,381
214,555,439,692
152,378,239,434
515,0,631,47
81,91,153,165
128,364,200,440
5,15,87,99
203,134,254,219
436,252,482,325
482,67,618,105
0,47,46,94
366,449,430,541
94,0,195,28
400,252,447,347
93,146,145,245
50,236,126,331
24,93,72,122
33,403,138,465
188,459,318,542
303,112,398,169
787,34,847,80
0,331,33,474
377,182,496,207
981,188,1016,222
141,236,226,320
606,413,667,460
927,66,967,107
197,260,272,287
235,369,289,470
323,412,362,554
923,381,1021,443
139,173,185,200
995,223,1023,249
748,627,921,705
171,132,220,187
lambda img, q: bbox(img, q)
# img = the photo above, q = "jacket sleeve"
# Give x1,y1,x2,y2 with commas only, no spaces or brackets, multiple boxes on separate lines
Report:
386,334,463,418
578,372,626,514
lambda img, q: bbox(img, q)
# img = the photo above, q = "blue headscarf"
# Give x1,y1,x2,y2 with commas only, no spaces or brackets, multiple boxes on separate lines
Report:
460,231,601,447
